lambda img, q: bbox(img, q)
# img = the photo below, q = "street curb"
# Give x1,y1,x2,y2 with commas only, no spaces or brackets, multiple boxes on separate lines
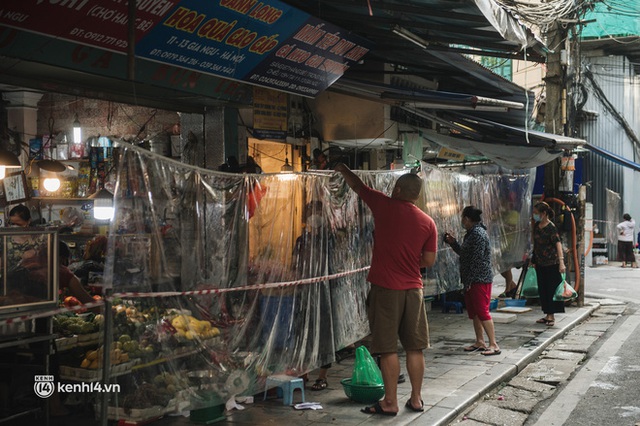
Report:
432,304,598,426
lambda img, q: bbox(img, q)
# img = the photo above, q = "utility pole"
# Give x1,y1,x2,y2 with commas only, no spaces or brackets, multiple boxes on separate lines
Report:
544,17,585,307
543,20,567,200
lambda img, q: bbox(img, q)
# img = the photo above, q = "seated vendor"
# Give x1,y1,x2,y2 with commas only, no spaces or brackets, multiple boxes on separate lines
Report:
69,235,106,290
10,241,97,310
58,241,97,307
6,204,44,265
2,205,47,301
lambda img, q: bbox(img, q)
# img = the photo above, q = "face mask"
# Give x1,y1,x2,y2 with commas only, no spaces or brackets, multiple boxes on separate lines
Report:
307,214,322,229
532,213,541,222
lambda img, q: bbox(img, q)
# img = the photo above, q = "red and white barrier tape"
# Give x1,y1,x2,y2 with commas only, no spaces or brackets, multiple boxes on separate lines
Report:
0,266,370,326
114,266,370,299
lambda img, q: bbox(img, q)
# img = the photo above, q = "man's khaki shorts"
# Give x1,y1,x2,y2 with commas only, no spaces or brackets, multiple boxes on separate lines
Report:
367,285,429,354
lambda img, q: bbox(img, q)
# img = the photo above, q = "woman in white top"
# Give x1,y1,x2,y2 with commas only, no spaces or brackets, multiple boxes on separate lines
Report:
616,213,637,268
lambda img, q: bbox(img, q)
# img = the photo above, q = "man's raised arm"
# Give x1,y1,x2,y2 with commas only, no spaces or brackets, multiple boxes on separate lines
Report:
334,163,364,195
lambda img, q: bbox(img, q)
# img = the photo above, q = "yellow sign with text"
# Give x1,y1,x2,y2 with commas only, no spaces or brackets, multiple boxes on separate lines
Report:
437,147,465,161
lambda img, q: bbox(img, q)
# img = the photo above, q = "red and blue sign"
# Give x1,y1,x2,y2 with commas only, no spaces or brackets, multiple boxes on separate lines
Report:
0,0,372,97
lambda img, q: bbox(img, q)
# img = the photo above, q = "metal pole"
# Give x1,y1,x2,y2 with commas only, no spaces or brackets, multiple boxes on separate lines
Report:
127,0,136,80
100,293,113,426
577,185,586,307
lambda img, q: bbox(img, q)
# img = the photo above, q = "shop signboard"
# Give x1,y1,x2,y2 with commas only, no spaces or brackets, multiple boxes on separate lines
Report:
135,0,372,96
252,87,288,140
0,0,173,52
0,0,372,97
0,28,253,105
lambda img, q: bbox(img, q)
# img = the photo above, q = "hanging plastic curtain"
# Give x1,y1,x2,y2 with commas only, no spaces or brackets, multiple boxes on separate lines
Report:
99,142,533,415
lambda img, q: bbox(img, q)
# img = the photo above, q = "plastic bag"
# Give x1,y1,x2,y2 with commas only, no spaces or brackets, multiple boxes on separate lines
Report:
520,266,539,297
553,274,577,301
351,346,383,386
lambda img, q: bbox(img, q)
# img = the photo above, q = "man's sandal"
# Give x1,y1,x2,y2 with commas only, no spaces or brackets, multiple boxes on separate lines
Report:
311,378,328,391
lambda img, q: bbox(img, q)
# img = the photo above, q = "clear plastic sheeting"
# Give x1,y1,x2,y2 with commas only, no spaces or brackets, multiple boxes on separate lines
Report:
100,143,533,415
473,0,546,50
420,167,533,295
605,188,621,255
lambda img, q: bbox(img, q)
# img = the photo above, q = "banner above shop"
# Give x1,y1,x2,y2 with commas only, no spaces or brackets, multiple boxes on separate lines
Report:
0,0,372,97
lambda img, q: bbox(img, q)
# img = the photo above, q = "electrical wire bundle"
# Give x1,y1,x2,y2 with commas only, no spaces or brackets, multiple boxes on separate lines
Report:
491,0,590,32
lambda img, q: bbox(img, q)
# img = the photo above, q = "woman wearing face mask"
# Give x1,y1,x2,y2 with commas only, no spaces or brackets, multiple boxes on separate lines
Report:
531,202,565,326
444,206,500,356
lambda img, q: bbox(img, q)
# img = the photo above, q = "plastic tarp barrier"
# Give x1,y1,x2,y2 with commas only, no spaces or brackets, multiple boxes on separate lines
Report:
473,0,545,50
100,143,533,414
606,188,621,258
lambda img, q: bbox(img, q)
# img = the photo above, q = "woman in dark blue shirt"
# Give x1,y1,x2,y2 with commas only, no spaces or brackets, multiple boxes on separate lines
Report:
445,206,500,356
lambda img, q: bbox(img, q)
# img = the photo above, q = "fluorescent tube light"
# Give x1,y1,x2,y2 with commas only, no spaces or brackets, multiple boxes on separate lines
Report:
392,25,429,49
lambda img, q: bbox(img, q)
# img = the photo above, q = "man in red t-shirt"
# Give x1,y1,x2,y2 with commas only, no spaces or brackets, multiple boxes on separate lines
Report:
335,163,437,416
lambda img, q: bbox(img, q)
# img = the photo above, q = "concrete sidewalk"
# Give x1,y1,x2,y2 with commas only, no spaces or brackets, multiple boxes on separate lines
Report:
219,294,596,425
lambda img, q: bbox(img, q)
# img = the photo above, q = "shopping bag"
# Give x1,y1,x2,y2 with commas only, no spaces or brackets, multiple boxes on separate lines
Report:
553,274,577,301
351,346,383,386
520,266,539,297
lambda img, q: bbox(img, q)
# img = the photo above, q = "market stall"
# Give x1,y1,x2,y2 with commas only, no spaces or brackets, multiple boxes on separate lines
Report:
1,141,534,424
95,142,532,422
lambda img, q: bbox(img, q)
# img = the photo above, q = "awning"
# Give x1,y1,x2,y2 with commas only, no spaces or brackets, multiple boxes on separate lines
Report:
584,143,640,172
443,112,587,148
331,78,525,111
399,108,587,169
420,130,562,169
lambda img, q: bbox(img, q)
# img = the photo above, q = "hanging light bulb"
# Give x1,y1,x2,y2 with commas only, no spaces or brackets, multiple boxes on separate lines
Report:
281,145,293,172
73,113,82,144
38,160,66,193
0,148,22,176
43,177,61,192
91,188,114,220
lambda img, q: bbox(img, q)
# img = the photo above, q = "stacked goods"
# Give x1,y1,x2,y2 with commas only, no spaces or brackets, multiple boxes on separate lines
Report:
122,383,173,414
79,341,131,369
152,371,190,396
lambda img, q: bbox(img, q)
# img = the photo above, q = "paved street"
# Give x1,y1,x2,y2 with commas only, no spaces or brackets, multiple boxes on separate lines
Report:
529,263,640,426
453,262,640,426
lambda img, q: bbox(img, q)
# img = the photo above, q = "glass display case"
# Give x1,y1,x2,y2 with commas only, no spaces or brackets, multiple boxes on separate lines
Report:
0,228,59,318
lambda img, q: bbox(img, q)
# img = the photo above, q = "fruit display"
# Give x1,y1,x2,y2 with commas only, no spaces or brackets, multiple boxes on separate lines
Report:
53,313,101,336
79,342,131,369
62,296,85,311
58,302,222,365
170,314,220,340
52,298,255,426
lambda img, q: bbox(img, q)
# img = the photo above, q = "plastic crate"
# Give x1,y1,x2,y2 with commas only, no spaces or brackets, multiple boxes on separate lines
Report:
504,299,527,308
340,378,385,404
489,299,498,311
